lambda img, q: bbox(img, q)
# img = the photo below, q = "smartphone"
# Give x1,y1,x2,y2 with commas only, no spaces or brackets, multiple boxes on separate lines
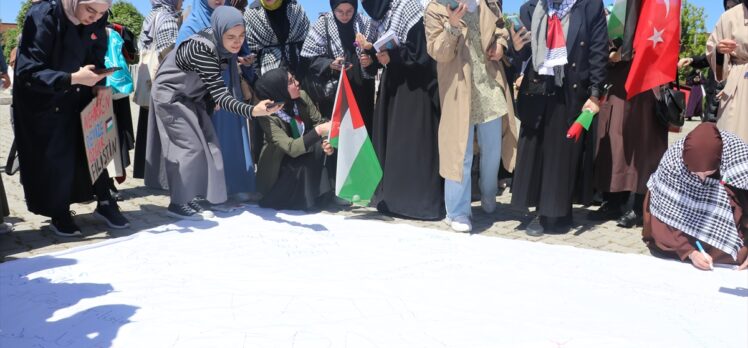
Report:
438,0,460,10
507,15,523,31
267,101,284,109
94,67,122,74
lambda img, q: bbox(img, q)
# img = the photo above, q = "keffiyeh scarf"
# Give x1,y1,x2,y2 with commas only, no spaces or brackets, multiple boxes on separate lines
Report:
531,0,576,85
374,0,424,44
300,13,377,79
138,0,181,51
647,132,748,259
277,104,305,138
245,0,309,75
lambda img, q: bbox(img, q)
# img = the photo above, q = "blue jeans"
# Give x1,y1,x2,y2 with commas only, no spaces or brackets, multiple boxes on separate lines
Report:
445,117,503,219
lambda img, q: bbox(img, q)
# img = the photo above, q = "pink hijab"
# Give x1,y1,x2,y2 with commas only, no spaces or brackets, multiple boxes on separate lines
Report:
61,0,112,26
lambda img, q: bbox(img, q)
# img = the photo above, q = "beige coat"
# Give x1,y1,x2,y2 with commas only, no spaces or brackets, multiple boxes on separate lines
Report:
424,0,518,182
708,5,748,143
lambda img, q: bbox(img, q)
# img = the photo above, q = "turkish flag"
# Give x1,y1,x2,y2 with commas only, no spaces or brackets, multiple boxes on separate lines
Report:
624,0,681,99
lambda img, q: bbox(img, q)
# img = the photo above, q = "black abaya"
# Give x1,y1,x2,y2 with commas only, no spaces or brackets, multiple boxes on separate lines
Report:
371,19,443,220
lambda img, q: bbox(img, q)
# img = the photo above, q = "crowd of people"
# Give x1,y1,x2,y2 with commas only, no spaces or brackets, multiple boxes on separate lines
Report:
2,0,747,271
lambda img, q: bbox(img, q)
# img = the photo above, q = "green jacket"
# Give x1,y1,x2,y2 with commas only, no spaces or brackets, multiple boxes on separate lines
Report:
256,93,326,195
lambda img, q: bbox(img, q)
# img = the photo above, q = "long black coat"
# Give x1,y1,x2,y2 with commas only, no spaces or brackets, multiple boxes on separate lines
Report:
13,0,108,217
515,0,608,124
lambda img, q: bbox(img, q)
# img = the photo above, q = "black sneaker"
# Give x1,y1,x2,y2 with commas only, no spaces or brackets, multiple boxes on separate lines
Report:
50,212,82,237
167,203,204,221
93,200,130,229
188,197,215,218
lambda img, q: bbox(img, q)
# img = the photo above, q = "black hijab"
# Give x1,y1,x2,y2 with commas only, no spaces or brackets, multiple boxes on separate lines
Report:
331,0,357,54
724,0,744,10
254,67,295,113
266,0,291,44
361,0,389,21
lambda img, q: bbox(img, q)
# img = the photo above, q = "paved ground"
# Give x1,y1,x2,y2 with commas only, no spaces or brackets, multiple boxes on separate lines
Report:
0,89,699,262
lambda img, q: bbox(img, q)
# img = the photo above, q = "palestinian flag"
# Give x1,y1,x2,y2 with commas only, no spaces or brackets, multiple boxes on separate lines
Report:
607,0,627,41
329,69,382,205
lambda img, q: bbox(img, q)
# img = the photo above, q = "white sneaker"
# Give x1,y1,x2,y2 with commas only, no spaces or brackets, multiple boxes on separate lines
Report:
481,196,497,214
450,216,472,233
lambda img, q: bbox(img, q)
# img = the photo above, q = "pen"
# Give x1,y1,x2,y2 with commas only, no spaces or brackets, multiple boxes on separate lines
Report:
695,241,713,270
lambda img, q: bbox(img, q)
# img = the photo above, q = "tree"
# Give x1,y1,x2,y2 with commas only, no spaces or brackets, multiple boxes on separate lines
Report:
110,0,144,38
2,0,33,61
679,0,709,80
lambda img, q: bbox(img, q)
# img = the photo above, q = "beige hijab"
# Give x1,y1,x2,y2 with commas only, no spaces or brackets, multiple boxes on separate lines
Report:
61,0,112,26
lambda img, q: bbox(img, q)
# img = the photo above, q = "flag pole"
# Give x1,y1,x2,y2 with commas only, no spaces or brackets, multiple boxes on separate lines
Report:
323,67,347,167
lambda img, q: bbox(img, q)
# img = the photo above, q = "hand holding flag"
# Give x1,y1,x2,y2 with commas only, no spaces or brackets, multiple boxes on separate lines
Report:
566,85,610,142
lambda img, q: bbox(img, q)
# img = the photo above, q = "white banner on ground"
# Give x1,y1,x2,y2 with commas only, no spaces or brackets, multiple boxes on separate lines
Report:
1,207,746,348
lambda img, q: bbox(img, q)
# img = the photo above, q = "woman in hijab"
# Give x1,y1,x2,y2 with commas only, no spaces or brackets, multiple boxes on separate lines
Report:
254,68,335,211
300,0,378,125
590,3,668,229
643,123,748,271
244,0,310,77
176,0,225,45
362,0,443,220
133,0,183,182
13,0,130,237
510,0,608,236
707,0,748,143
149,6,280,220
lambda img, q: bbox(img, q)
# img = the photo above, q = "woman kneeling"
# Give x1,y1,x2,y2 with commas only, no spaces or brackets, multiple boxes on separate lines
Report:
254,68,337,211
644,123,748,271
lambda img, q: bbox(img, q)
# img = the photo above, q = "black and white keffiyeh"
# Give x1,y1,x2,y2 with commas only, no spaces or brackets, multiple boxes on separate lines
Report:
375,0,425,44
138,1,180,51
647,131,748,259
244,0,310,75
300,13,377,78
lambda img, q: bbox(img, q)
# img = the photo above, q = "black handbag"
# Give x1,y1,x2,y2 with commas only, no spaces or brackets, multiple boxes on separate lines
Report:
654,78,686,128
304,16,339,104
702,80,724,123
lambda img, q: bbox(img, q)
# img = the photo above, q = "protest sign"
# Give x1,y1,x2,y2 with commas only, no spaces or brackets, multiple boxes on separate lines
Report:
80,88,120,183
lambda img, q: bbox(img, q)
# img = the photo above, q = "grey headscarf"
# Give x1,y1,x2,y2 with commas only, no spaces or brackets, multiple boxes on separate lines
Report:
210,6,245,59
196,6,245,99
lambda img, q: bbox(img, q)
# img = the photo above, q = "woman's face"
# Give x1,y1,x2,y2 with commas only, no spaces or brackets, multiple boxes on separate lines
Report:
75,2,109,26
693,169,717,183
264,0,277,6
222,25,245,54
287,72,300,99
209,0,226,9
334,3,355,24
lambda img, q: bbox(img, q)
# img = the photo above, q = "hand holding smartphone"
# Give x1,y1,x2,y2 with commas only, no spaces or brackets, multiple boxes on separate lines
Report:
93,67,122,75
507,15,524,32
438,0,461,10
266,101,284,109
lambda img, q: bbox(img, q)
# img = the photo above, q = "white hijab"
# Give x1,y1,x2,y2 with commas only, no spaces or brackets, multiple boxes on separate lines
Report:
61,0,113,26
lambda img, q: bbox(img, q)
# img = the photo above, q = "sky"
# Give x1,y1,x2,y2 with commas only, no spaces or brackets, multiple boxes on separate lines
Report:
0,0,731,32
